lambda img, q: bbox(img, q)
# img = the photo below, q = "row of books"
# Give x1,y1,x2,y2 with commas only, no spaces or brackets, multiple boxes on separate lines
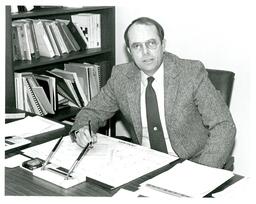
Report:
14,62,101,116
12,13,101,61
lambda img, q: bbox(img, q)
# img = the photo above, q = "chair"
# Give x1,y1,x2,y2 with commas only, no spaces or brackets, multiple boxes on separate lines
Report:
206,69,235,108
206,69,235,171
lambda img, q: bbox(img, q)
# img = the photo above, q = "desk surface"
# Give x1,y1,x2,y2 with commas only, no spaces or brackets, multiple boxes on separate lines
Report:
5,159,243,197
5,113,243,197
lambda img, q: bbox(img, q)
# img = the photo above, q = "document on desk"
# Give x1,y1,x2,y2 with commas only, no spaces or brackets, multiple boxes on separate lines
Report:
141,160,234,198
4,115,65,138
22,134,178,189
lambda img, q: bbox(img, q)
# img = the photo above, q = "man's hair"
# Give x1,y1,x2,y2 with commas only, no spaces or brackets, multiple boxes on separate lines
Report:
124,17,165,48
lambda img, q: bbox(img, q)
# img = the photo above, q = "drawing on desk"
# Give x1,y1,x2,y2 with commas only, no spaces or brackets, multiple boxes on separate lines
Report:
22,134,178,189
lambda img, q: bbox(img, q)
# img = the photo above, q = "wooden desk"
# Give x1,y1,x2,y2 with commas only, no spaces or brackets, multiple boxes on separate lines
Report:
5,157,243,197
5,113,243,197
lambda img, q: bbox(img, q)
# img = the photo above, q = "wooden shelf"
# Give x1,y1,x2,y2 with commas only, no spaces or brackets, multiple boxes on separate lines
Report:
14,48,112,71
5,6,115,123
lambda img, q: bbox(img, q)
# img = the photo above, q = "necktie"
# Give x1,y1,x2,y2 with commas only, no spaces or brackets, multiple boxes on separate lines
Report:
145,77,168,153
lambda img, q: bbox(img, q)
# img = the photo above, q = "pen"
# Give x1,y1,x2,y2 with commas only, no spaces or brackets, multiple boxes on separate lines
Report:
88,120,93,147
64,142,91,180
41,136,64,170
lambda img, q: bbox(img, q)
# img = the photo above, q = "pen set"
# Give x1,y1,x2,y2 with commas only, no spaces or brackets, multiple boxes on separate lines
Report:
41,121,93,180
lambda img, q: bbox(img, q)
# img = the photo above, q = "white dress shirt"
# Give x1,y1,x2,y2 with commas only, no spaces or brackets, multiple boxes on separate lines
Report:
140,64,177,156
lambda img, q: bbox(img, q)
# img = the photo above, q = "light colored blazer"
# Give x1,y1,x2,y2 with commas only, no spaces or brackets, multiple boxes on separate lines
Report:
71,52,236,168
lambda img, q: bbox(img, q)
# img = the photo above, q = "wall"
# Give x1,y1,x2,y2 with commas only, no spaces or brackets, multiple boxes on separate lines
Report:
114,0,255,176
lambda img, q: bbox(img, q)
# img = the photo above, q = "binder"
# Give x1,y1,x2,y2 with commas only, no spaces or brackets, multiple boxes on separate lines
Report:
50,68,88,106
23,77,45,116
32,20,55,58
67,21,87,50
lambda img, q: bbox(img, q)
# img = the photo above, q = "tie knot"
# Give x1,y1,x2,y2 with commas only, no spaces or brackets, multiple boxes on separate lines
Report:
147,76,155,85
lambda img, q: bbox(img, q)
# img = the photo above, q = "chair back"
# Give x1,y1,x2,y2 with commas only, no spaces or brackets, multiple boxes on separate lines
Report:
206,69,235,107
207,69,235,170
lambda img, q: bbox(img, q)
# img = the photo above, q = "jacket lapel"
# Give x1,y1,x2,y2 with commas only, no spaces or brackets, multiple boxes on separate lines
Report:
164,54,181,131
126,63,142,144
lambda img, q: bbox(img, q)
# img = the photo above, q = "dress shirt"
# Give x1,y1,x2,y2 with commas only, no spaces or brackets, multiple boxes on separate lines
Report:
140,64,177,156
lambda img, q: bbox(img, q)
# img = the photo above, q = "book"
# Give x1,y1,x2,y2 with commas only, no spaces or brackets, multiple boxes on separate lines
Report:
26,75,55,115
50,68,88,107
55,21,74,53
23,76,46,116
34,74,57,111
48,21,68,55
64,63,90,102
85,63,100,99
12,23,26,60
25,19,40,59
67,21,87,50
32,19,55,58
56,19,81,52
14,72,25,109
45,70,78,106
42,20,61,57
12,20,32,60
12,26,22,61
71,13,101,49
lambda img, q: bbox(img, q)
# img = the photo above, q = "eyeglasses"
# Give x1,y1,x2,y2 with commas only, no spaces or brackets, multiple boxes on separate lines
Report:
130,39,159,52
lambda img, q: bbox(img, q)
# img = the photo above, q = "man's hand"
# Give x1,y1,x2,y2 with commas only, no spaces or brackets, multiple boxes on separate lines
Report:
73,126,97,148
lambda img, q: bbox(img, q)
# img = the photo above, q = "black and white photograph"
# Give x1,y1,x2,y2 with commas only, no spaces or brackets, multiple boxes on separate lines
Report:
1,0,256,203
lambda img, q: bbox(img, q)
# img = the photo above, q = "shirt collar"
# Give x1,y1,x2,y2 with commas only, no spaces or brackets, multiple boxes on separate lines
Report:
141,63,164,86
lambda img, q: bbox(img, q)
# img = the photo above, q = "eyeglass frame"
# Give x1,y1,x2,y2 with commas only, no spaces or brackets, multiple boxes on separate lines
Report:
130,38,161,53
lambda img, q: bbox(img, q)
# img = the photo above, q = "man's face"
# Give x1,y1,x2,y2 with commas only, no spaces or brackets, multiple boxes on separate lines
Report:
127,23,166,76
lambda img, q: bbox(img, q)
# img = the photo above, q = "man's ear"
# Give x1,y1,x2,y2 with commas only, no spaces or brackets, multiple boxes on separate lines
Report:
162,39,166,51
126,46,131,54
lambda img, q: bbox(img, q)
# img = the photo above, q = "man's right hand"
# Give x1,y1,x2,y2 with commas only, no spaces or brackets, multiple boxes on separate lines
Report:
72,126,97,148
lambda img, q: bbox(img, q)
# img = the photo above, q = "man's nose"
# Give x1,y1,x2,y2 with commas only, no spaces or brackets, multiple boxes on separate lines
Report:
141,43,150,55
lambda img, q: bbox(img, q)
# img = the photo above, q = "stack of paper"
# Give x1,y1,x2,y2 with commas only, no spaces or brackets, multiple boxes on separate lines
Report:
140,160,234,198
4,116,64,151
4,116,65,138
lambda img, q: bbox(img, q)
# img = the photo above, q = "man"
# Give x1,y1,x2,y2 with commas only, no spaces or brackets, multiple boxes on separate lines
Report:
70,17,236,169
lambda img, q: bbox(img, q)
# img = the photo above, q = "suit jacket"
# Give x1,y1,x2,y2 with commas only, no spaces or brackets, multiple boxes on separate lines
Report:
71,52,236,168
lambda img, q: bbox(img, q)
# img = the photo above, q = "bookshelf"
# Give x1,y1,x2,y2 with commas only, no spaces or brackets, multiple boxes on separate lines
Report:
5,6,115,125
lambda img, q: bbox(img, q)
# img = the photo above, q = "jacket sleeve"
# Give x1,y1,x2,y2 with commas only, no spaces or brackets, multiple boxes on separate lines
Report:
70,66,120,134
191,62,236,168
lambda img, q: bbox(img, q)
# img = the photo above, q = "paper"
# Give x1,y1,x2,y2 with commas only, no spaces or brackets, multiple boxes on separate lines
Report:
5,113,26,119
142,160,234,198
5,136,31,151
22,134,178,189
5,154,31,168
4,116,65,138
